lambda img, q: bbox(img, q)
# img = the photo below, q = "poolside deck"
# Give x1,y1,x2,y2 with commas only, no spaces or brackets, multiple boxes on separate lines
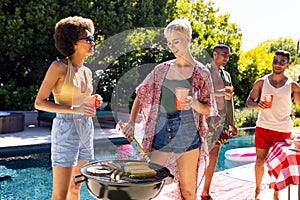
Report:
0,123,298,200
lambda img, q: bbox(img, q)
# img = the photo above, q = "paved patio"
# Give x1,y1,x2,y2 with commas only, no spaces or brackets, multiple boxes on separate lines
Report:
0,122,298,199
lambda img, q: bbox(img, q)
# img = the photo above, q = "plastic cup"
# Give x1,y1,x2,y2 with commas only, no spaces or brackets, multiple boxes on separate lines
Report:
264,94,273,109
94,94,102,108
175,87,190,110
294,135,300,149
224,86,234,100
294,140,300,149
85,94,102,108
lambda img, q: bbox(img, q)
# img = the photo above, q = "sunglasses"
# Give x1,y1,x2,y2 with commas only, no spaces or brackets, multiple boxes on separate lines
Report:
218,52,230,58
272,59,288,66
79,35,95,44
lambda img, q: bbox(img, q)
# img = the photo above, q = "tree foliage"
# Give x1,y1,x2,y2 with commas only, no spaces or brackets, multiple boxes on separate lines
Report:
0,0,173,110
172,0,243,106
238,37,298,107
92,0,243,111
0,0,246,111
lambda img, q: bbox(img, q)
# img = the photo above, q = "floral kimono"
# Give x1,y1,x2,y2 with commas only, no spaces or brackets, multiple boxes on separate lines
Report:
135,60,217,199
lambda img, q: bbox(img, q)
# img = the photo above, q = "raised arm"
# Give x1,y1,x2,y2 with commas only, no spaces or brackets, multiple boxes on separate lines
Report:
246,79,264,109
292,82,300,106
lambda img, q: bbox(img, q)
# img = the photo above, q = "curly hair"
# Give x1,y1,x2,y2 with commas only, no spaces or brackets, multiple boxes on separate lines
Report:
53,16,94,57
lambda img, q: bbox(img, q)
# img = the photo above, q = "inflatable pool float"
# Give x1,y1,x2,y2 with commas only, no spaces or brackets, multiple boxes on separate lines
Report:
225,147,256,162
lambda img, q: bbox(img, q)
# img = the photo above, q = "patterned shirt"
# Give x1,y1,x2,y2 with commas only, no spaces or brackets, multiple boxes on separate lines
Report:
136,60,217,153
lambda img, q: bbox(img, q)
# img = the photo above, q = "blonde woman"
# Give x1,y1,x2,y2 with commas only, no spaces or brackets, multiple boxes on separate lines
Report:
123,18,216,200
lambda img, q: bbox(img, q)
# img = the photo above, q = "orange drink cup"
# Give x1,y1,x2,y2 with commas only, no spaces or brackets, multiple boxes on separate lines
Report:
294,135,300,149
85,94,102,108
264,94,273,109
93,94,102,108
294,140,300,149
175,87,190,110
224,86,234,100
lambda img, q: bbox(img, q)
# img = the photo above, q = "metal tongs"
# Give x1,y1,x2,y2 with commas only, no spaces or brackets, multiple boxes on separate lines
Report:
117,120,151,163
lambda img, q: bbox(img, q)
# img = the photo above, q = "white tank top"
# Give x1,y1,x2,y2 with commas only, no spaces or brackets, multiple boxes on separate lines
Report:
256,75,293,132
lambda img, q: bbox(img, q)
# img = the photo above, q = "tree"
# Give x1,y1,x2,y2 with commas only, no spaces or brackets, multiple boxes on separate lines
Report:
0,0,59,110
93,0,243,111
0,0,243,111
171,0,243,106
0,0,173,110
238,37,298,107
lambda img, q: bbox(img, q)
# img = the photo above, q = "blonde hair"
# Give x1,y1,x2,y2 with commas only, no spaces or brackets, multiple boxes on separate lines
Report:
164,18,192,38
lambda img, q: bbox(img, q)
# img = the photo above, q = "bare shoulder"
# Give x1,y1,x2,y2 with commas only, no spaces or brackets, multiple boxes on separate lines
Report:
254,77,264,84
48,59,68,75
291,81,300,91
252,77,264,88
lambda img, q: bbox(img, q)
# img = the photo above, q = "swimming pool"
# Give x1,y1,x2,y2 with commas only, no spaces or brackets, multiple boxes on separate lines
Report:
0,139,128,200
0,135,254,200
217,134,254,171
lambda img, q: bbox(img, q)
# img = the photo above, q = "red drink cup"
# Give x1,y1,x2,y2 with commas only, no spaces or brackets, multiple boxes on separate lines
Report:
94,94,102,108
86,94,102,108
175,87,190,110
264,94,273,109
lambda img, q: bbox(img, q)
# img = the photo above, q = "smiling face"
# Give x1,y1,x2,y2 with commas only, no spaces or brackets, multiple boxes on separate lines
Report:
272,54,289,75
165,31,190,58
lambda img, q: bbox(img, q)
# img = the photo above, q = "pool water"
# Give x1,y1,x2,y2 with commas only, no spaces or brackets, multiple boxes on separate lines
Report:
217,134,254,171
0,135,254,200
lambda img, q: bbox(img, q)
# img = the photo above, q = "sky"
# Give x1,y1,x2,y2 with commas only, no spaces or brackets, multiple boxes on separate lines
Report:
212,0,300,51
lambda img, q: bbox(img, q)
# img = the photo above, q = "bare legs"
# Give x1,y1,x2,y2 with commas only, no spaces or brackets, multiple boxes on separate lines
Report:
255,148,269,200
150,148,200,200
201,143,221,197
150,150,171,166
51,160,88,200
176,148,200,200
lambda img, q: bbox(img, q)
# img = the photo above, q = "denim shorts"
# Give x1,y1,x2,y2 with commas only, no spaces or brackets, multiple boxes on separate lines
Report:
152,110,201,154
51,113,94,167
